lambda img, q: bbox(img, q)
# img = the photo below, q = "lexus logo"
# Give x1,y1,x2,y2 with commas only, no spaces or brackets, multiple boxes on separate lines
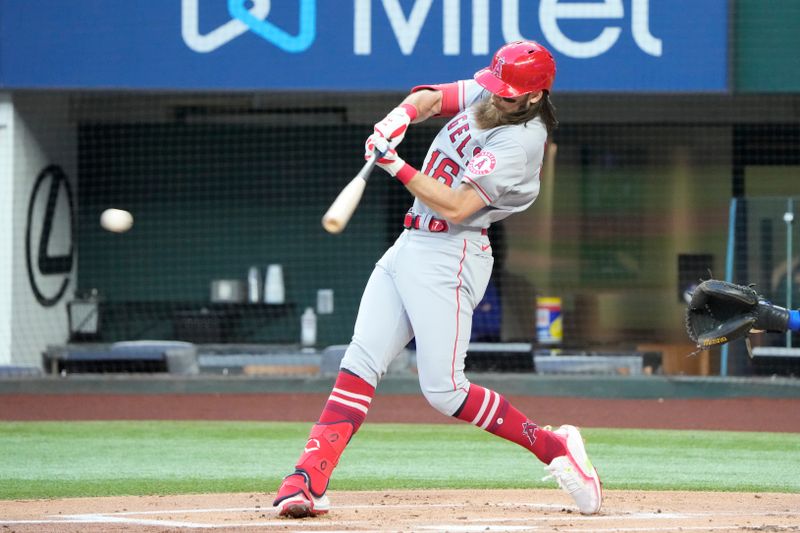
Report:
25,165,74,307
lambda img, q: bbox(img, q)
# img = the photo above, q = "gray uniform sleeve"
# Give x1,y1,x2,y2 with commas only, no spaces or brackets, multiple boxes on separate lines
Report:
462,79,490,109
461,128,545,211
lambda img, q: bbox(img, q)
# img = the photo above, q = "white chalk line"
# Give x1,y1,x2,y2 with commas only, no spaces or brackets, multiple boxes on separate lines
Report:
469,510,800,521
467,512,691,522
0,501,797,530
101,502,469,516
0,516,368,529
418,527,798,533
416,527,534,532
560,524,797,533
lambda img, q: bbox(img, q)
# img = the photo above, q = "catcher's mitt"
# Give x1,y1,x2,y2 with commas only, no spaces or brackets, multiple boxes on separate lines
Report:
685,279,790,349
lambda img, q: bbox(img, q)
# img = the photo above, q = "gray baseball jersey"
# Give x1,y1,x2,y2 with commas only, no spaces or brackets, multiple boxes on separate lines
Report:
412,79,546,230
341,79,548,416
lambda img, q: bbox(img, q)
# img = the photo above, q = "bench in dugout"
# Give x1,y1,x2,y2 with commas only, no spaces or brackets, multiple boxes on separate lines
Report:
750,346,800,377
464,342,647,375
43,341,198,375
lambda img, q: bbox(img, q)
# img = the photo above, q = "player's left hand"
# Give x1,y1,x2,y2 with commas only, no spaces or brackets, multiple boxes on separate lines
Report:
373,105,416,150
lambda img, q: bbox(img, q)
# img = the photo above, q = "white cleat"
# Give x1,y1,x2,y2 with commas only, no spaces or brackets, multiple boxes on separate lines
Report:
543,424,602,515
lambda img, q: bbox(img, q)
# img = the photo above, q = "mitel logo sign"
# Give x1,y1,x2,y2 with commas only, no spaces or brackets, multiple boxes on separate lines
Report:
181,0,316,53
182,0,661,59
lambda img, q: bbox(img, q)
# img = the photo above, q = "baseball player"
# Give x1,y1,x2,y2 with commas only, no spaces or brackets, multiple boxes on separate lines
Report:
273,41,602,518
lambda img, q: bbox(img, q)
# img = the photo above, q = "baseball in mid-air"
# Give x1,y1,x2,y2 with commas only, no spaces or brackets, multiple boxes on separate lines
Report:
100,208,134,233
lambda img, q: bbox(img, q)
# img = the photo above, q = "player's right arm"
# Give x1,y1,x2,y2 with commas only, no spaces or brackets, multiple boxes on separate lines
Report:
409,80,479,119
369,80,477,151
403,176,486,224
370,80,484,154
398,89,443,123
369,88,442,148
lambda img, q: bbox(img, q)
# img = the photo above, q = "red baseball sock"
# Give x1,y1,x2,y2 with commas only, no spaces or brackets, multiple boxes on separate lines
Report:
453,384,566,464
293,370,375,496
318,369,375,428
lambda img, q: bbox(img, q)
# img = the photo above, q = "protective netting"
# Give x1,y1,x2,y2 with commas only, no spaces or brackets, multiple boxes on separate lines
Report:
7,90,796,378
2,1,799,379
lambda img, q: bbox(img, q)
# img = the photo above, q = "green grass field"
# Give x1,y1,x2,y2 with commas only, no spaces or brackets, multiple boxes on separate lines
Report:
1,421,798,499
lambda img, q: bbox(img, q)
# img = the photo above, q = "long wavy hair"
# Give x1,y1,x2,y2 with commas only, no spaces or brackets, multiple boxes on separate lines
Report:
475,91,559,136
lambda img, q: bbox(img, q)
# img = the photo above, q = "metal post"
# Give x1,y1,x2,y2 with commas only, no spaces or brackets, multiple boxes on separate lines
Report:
785,198,794,348
721,197,738,376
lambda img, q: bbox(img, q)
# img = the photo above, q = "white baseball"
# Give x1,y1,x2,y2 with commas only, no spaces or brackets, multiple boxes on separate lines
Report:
100,208,134,233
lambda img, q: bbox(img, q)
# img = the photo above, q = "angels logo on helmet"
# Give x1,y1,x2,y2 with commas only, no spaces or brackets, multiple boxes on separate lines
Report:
492,56,505,78
474,40,556,97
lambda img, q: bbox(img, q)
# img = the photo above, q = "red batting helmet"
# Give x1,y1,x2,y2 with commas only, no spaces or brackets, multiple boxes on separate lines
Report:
474,41,556,97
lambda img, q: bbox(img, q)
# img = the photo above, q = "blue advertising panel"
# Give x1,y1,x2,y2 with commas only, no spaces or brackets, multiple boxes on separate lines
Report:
0,0,728,92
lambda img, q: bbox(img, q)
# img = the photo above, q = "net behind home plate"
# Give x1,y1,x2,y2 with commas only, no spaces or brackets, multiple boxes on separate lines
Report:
8,88,800,379
8,0,800,380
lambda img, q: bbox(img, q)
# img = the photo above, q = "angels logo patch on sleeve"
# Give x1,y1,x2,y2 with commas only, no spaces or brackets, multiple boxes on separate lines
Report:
467,150,497,176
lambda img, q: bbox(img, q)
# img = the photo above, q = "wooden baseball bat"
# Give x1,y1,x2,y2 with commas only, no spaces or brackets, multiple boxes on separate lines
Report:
321,153,378,234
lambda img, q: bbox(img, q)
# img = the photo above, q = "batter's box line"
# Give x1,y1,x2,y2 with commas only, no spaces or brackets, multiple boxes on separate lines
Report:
5,514,374,530
551,527,799,533
71,502,470,516
464,511,693,522
493,504,800,520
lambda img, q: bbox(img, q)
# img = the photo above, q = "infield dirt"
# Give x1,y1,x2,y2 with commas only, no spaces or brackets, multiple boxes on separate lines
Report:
1,488,799,532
